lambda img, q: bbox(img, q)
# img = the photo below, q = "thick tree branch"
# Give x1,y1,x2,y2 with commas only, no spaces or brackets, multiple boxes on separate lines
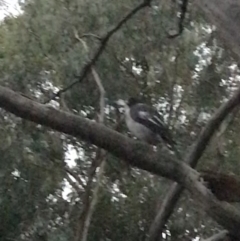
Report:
46,0,152,103
149,87,240,240
0,86,240,236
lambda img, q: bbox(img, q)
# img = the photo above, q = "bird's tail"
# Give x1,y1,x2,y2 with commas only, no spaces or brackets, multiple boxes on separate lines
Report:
161,131,182,161
168,142,182,161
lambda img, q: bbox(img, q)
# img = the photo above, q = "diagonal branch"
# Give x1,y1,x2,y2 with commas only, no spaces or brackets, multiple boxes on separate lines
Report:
91,68,105,123
201,230,228,241
148,88,240,241
65,166,86,189
65,173,83,196
71,35,108,241
45,0,152,103
184,91,240,165
0,85,240,236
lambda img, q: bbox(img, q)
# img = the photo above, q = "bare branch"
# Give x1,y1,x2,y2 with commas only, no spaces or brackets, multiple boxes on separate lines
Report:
65,167,86,189
0,85,240,236
148,88,240,241
65,174,83,196
80,33,102,41
91,68,105,123
201,230,228,241
45,0,152,103
72,36,107,241
78,65,107,241
74,156,98,241
80,160,106,241
148,183,182,241
214,108,239,160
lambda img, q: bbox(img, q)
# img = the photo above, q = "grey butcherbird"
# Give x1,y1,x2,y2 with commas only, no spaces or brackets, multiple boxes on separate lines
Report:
117,97,180,158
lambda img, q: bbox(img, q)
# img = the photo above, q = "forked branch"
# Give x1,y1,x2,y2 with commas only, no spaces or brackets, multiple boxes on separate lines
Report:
45,0,152,103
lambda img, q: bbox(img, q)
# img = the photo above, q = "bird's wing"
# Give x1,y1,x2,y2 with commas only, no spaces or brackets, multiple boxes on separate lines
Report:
131,104,175,145
131,104,166,129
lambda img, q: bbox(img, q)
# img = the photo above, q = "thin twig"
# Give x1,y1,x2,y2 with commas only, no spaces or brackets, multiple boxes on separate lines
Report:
73,35,107,241
79,59,106,241
80,33,102,40
44,0,152,103
65,173,83,196
65,166,86,189
91,68,105,123
74,159,98,241
80,159,106,241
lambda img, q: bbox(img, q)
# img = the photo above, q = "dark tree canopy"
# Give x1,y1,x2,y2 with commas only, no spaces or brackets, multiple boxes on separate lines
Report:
0,0,239,241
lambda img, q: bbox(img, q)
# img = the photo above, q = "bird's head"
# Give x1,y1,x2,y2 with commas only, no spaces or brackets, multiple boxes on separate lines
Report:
116,99,126,107
116,97,140,110
127,97,140,107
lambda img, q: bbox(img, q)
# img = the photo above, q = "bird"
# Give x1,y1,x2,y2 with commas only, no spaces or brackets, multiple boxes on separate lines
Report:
117,97,176,147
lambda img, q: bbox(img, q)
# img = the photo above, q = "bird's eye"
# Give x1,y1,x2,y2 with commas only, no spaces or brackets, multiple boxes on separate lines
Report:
128,97,139,106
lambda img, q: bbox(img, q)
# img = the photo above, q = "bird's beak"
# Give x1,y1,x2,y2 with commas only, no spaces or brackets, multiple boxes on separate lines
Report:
116,99,126,107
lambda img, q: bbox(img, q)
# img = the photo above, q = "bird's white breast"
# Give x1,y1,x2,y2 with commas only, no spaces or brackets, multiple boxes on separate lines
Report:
125,105,156,142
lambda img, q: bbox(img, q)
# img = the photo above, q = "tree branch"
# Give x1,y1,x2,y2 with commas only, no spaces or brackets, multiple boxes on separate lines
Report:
77,66,107,241
0,85,240,236
201,230,228,241
70,34,108,241
148,87,240,240
45,0,152,103
74,154,98,241
65,167,86,189
80,160,106,241
65,173,83,196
